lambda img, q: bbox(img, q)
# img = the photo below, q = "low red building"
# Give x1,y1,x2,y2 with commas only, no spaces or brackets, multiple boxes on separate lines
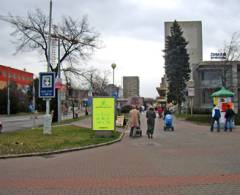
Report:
0,65,33,89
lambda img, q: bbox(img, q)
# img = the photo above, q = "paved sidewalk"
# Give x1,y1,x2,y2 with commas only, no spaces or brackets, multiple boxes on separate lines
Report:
0,114,240,194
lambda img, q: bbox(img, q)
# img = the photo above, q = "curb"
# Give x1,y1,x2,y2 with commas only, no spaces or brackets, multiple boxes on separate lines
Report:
0,129,126,160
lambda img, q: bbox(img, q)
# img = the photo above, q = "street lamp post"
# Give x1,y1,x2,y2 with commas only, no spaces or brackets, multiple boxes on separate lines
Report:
7,68,10,115
46,0,52,115
42,0,53,135
111,63,116,85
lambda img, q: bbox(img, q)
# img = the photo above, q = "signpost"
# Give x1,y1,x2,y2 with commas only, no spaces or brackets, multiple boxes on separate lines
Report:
187,80,195,116
92,97,115,136
39,72,55,134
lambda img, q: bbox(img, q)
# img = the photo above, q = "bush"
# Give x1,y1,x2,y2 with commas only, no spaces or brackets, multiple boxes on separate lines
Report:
192,108,211,115
234,110,240,125
185,114,211,124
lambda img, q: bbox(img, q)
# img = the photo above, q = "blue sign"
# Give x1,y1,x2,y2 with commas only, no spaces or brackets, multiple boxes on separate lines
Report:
39,72,55,98
112,91,118,99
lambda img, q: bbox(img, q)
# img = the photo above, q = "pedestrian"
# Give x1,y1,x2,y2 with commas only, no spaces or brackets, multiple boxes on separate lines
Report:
146,106,156,139
210,104,221,132
163,108,171,119
157,105,163,118
129,105,140,137
85,107,88,116
224,104,235,132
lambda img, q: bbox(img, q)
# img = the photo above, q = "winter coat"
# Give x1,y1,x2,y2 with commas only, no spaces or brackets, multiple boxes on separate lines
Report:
129,108,140,128
225,108,235,120
146,110,156,133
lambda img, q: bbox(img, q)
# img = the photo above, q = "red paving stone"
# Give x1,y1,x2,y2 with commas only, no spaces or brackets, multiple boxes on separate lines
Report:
1,114,240,194
0,174,240,189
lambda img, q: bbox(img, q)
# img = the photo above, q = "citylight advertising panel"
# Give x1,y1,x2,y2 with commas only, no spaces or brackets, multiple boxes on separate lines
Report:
92,97,115,131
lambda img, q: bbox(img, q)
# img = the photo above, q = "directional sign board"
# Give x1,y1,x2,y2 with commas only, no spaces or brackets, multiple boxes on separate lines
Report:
39,72,55,98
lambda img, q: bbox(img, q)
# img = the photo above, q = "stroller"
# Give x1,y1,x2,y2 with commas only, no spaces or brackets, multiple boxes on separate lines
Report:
163,113,174,131
133,126,142,137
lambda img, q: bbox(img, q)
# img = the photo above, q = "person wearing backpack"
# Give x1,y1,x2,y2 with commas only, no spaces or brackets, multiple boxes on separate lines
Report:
224,104,235,132
210,104,221,132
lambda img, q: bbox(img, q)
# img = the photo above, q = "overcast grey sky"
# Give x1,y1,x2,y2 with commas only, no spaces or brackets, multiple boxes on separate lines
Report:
1,0,240,97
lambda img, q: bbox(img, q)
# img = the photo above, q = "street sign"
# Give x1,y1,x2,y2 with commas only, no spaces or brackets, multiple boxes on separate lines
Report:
55,77,63,89
188,87,195,97
112,91,118,99
39,72,55,98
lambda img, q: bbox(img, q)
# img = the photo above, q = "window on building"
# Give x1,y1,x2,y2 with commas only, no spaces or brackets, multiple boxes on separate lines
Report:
201,70,221,81
202,89,212,104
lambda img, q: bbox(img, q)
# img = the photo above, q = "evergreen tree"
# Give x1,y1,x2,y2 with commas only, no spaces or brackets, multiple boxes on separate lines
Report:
164,20,190,113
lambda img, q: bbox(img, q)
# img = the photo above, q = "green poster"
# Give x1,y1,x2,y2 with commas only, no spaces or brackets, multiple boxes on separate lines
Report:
92,97,115,131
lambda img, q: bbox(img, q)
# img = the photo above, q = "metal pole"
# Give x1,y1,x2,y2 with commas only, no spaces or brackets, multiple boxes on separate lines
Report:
46,0,52,115
57,37,61,122
7,69,10,115
190,97,193,116
111,63,116,86
32,75,36,111
113,69,115,85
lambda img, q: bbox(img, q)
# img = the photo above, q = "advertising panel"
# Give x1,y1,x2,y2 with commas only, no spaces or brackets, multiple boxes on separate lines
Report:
92,97,115,131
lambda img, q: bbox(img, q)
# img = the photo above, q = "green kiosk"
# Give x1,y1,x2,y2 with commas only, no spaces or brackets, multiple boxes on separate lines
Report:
211,87,234,128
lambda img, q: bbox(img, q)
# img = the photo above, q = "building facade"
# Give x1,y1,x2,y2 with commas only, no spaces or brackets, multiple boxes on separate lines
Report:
193,61,239,112
164,21,203,69
0,65,33,89
123,76,139,98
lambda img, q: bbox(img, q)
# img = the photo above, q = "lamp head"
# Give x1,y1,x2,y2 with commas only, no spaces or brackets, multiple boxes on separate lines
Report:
111,63,116,69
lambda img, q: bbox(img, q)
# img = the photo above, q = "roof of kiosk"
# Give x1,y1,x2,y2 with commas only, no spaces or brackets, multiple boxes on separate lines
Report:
211,87,234,97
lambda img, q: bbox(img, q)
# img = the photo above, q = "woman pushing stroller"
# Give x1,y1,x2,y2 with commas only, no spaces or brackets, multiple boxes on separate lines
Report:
163,108,174,131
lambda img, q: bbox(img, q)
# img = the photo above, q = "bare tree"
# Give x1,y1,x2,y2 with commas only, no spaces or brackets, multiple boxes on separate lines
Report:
222,32,240,61
66,68,110,96
0,9,101,121
0,9,100,72
219,32,240,87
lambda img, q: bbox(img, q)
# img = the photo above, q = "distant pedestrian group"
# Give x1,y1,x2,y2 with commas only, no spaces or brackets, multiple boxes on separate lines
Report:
129,105,158,139
210,104,235,132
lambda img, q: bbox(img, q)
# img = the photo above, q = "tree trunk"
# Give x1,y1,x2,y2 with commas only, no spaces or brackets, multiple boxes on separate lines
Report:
178,102,182,114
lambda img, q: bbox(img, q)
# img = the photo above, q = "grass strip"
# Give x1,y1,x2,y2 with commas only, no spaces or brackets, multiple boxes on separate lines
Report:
0,125,120,155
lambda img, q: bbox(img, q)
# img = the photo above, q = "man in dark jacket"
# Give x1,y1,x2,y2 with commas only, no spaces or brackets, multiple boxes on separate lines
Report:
146,106,156,139
224,104,235,132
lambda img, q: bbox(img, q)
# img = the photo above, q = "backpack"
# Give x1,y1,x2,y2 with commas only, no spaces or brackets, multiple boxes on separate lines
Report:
214,109,221,119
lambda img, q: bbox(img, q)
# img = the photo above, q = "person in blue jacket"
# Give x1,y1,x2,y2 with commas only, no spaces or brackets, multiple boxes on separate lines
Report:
210,104,221,132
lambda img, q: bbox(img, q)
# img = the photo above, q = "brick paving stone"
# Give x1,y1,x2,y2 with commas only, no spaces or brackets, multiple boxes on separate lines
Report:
0,114,240,194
